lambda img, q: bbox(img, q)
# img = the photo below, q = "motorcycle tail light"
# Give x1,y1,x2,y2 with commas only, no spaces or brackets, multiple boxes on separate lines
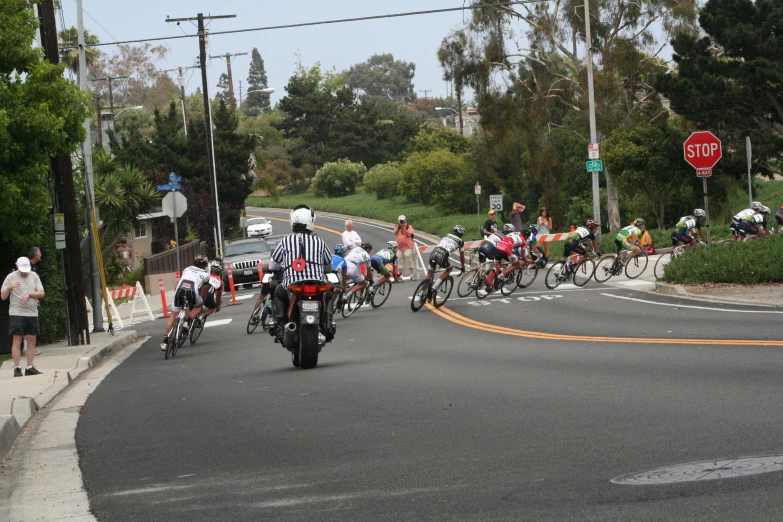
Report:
302,284,318,296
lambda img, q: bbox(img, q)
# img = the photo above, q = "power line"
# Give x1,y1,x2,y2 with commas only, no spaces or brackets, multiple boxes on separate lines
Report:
74,1,546,49
70,0,119,43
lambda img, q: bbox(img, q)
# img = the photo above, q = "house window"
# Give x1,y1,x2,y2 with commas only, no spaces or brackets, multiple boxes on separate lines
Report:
134,222,147,239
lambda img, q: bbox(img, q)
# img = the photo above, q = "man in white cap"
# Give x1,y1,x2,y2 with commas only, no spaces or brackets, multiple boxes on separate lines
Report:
393,215,417,280
1,257,45,377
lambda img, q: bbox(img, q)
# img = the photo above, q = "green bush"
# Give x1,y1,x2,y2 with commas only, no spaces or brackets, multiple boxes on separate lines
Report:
312,159,367,198
399,150,474,213
663,234,783,284
407,124,472,155
363,162,401,200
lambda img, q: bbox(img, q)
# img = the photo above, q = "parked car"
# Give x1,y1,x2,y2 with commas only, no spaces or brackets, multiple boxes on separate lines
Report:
222,238,272,287
246,217,273,237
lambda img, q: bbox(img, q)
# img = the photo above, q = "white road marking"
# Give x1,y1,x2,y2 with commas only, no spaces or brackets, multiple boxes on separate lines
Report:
234,293,254,300
204,318,234,328
601,293,783,314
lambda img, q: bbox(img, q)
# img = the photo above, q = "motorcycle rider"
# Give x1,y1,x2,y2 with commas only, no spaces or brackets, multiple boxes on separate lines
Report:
268,205,334,342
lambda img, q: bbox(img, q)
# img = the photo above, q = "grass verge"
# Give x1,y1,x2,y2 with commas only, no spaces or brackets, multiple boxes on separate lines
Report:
663,234,783,284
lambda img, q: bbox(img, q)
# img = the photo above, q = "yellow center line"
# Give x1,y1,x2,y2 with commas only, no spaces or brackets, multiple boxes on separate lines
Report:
426,303,783,347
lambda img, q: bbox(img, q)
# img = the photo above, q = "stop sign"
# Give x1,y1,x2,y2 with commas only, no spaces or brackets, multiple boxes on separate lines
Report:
683,131,722,169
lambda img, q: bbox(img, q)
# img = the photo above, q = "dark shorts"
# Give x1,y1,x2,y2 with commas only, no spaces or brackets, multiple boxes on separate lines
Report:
730,218,741,235
671,229,692,246
563,241,586,257
739,222,759,236
204,286,219,309
9,315,40,336
478,242,496,262
429,247,451,269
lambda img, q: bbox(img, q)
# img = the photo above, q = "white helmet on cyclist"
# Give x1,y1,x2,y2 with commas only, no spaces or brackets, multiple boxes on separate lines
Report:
751,201,763,210
502,223,515,234
290,204,315,232
386,240,398,251
693,209,706,218
452,225,465,237
760,205,771,214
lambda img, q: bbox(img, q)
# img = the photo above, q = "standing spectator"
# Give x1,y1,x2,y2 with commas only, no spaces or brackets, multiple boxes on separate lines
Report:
1,257,45,377
509,202,526,232
483,210,499,238
394,215,417,281
342,220,362,252
117,239,133,271
537,207,553,258
25,246,42,356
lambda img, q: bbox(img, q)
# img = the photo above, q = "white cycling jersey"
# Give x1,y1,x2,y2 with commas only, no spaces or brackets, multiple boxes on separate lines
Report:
176,266,211,291
438,233,464,253
485,232,504,246
733,209,754,221
346,248,371,267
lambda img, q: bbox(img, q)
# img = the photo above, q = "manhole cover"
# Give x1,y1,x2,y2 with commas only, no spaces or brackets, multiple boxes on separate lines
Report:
611,455,783,485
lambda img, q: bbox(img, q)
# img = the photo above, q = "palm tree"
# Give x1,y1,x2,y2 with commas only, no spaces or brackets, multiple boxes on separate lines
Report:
58,26,101,80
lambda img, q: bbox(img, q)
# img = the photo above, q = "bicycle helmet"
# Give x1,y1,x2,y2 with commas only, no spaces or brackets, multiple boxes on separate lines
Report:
502,223,515,234
520,226,530,238
334,244,346,256
751,201,763,210
386,240,398,251
210,262,223,275
586,219,599,230
453,225,465,237
760,205,771,214
633,218,646,228
693,209,706,218
529,224,539,235
290,204,316,232
360,242,372,252
194,256,208,269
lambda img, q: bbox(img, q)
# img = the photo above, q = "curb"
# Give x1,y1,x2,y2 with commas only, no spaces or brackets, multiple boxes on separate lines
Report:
0,331,138,461
654,281,687,296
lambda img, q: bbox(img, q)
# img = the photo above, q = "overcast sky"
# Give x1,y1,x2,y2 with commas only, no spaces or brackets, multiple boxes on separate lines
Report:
62,0,475,105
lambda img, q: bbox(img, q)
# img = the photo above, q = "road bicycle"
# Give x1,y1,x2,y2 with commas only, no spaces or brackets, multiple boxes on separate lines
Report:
653,240,705,280
544,250,596,290
165,299,195,360
473,260,513,299
246,295,274,334
458,260,492,298
594,249,648,283
189,311,207,345
339,276,392,318
410,270,454,312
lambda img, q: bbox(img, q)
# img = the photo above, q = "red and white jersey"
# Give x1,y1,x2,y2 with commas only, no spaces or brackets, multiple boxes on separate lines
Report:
208,274,223,290
497,232,526,253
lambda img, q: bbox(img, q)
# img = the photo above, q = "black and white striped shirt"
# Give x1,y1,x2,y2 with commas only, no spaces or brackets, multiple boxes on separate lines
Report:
269,233,333,286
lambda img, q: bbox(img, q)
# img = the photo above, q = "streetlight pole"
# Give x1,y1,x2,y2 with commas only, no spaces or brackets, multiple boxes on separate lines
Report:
584,0,601,227
93,75,129,132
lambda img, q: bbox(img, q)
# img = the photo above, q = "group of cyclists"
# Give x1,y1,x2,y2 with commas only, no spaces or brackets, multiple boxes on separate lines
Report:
162,200,783,349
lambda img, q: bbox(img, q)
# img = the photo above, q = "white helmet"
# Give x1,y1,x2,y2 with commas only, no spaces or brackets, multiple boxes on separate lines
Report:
751,201,763,210
760,205,771,214
386,240,398,251
290,204,315,232
693,209,706,218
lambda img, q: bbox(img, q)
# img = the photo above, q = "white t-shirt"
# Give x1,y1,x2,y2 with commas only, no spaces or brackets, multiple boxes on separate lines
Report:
342,230,362,249
2,271,43,317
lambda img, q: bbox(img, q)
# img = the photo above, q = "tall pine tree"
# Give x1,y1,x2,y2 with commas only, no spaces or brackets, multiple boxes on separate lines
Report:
244,48,271,116
216,73,230,101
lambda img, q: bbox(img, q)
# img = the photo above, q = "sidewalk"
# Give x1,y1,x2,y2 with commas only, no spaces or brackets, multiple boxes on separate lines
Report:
0,330,138,460
655,282,783,307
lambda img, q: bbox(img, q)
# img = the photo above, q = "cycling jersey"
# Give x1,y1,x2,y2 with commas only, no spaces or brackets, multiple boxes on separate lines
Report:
332,255,347,272
204,274,223,309
566,227,596,244
733,209,754,221
172,266,210,312
615,225,640,251
742,213,766,225
345,249,371,283
429,234,464,269
495,233,526,264
438,233,465,253
675,216,701,231
370,249,398,275
478,232,503,262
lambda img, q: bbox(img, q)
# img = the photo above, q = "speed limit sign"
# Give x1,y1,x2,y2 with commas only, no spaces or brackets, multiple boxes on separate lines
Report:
489,195,503,211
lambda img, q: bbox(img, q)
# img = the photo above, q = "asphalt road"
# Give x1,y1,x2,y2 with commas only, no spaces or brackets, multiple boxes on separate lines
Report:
76,211,783,521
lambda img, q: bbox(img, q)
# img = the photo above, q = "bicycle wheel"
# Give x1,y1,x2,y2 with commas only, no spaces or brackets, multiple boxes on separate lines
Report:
457,269,479,298
593,255,617,283
544,261,567,290
433,276,454,308
260,301,273,331
246,300,263,334
516,264,538,288
164,320,177,360
342,289,363,318
371,280,392,308
653,252,673,280
189,315,206,345
573,259,595,287
625,252,648,279
411,279,431,312
475,268,494,299
500,270,518,296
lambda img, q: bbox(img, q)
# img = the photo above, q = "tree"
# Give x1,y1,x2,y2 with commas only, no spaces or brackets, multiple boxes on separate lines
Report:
244,48,271,116
438,30,469,134
57,26,101,81
407,124,472,155
656,0,783,173
312,159,366,198
363,162,401,200
400,150,474,213
343,53,416,101
216,73,230,101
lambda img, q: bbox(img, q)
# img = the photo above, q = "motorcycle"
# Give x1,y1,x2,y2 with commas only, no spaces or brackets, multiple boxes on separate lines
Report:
278,273,339,369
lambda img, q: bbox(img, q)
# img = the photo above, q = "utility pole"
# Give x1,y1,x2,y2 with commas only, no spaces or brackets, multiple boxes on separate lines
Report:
38,0,90,345
419,89,432,99
161,66,199,135
93,75,129,132
210,52,247,114
238,80,243,111
77,0,104,331
94,95,103,149
166,13,236,258
583,0,602,229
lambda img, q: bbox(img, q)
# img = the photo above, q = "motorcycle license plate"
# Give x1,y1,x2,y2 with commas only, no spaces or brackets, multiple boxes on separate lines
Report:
302,301,319,312
244,270,253,276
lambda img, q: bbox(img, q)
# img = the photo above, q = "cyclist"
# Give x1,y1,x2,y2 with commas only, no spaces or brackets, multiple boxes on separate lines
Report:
369,241,399,292
675,210,707,243
331,244,348,284
731,202,762,240
739,206,770,239
493,224,528,281
615,219,645,259
161,256,211,350
426,226,466,285
776,205,783,228
563,220,601,271
201,262,224,319
344,242,372,297
526,224,547,267
477,229,505,263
